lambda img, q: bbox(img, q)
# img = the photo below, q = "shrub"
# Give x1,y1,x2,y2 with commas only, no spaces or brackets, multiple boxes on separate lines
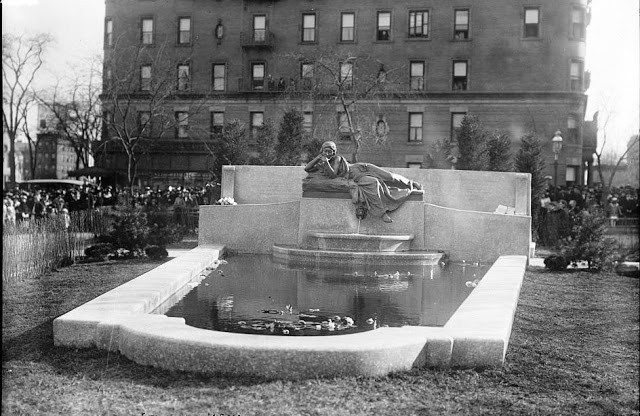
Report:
276,108,305,165
84,243,115,260
145,245,169,260
560,207,618,272
109,204,150,252
514,133,547,242
146,210,186,246
544,254,569,271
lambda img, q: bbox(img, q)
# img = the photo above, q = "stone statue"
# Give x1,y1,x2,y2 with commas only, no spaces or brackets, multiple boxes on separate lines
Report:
303,141,423,223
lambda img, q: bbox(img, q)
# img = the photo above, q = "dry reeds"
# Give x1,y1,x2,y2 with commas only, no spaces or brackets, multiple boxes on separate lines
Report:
2,209,113,283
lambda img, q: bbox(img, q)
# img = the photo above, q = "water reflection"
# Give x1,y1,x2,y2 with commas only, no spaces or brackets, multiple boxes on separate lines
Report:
162,254,487,336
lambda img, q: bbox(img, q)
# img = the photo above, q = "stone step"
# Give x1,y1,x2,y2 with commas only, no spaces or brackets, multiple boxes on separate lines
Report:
273,244,444,266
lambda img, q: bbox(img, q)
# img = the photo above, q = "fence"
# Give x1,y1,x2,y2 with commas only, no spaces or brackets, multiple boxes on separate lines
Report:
2,210,111,283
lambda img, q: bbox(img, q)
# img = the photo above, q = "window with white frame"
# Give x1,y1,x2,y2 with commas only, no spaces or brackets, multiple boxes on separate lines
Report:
253,15,266,42
410,61,425,91
408,113,423,142
178,17,191,44
301,63,314,90
524,7,540,38
212,63,225,91
571,7,585,39
141,18,154,45
105,19,113,47
211,111,224,136
452,60,468,90
340,62,353,89
567,115,578,141
409,11,429,38
252,62,265,90
302,13,316,42
175,112,189,138
451,112,466,142
454,9,469,39
138,111,151,136
341,12,355,42
377,11,391,41
338,112,351,139
303,112,313,133
570,60,583,91
177,64,190,91
140,64,151,91
250,112,264,140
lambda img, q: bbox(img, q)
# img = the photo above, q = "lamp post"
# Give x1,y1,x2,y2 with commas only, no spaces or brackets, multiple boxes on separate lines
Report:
551,130,563,187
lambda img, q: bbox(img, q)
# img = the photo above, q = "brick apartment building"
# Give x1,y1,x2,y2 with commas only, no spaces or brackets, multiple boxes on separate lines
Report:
97,0,594,188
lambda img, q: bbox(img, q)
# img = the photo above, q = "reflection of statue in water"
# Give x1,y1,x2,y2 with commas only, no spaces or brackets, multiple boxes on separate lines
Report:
303,141,423,223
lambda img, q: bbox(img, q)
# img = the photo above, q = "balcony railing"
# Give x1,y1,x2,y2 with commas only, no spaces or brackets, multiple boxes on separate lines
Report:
240,31,275,48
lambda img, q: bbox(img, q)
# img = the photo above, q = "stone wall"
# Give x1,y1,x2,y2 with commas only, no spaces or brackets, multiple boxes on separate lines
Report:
200,165,531,262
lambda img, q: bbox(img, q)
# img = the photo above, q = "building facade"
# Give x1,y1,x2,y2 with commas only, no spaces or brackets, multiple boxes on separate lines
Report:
98,0,593,188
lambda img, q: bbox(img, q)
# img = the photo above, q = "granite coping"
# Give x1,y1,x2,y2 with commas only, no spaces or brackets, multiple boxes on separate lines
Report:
53,245,527,379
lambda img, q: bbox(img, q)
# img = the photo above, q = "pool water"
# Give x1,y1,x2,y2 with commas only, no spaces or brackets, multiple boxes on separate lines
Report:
162,254,487,336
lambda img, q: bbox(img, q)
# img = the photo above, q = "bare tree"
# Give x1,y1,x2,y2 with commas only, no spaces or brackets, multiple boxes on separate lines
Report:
39,56,103,172
20,92,41,179
282,48,404,162
99,36,211,192
2,33,52,184
593,109,640,202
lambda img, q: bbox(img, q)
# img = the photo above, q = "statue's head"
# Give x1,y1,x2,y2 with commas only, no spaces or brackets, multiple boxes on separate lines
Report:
321,141,337,158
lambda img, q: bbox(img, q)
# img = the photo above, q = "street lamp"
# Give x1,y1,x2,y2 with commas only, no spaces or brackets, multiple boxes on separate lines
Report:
551,130,563,187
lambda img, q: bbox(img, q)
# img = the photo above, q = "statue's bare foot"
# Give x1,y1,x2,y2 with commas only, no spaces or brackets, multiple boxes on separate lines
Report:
382,213,392,223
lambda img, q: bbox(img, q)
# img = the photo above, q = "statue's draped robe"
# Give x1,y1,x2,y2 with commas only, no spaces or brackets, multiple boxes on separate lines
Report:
302,157,419,217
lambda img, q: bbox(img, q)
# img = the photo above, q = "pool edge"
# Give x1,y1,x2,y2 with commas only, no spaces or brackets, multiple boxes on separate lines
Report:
53,247,527,378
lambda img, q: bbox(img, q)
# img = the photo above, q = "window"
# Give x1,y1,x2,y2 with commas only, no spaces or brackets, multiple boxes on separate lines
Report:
177,64,190,91
570,60,583,91
301,63,314,90
252,62,265,90
338,112,351,140
212,63,225,91
566,166,577,184
524,7,540,38
341,12,355,42
375,118,388,137
210,112,224,136
408,113,423,142
141,18,154,45
340,62,353,88
138,111,151,136
452,60,468,90
250,112,264,140
302,13,316,42
410,61,425,91
409,11,429,38
407,162,422,169
377,12,391,41
303,112,313,133
178,17,191,44
571,7,585,39
451,112,466,142
454,9,469,39
105,19,113,47
105,67,113,88
175,112,189,138
253,15,266,42
567,115,578,141
140,64,151,91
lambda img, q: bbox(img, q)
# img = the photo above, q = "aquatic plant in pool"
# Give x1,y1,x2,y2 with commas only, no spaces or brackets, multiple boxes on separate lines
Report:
160,254,488,336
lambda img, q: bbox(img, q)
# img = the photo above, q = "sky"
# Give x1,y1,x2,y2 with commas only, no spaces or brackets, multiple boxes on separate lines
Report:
3,0,639,155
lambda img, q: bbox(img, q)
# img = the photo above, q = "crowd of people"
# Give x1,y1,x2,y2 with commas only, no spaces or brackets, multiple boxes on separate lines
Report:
536,183,638,247
2,182,222,227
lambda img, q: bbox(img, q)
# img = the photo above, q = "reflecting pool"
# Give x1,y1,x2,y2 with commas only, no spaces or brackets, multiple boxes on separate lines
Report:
161,254,488,336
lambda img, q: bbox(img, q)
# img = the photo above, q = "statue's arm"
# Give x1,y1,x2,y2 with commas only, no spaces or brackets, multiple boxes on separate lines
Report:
304,155,322,172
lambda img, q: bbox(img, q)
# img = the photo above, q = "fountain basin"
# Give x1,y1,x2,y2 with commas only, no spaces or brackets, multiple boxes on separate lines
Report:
53,246,527,379
308,231,414,252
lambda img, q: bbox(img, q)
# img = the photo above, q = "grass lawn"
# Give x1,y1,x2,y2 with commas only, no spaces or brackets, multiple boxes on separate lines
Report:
2,257,638,416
